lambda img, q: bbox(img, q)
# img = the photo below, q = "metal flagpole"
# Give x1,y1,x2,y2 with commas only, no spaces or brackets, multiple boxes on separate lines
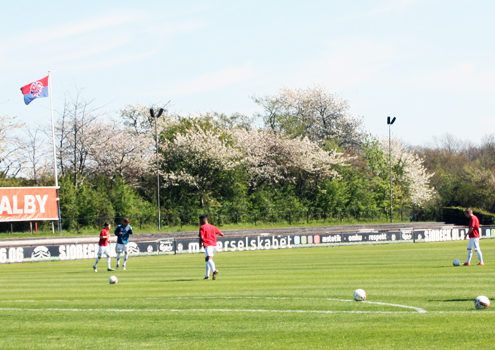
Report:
48,71,61,231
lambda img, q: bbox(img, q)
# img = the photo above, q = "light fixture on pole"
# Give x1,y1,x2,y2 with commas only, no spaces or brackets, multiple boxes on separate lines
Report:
387,116,396,223
150,107,165,231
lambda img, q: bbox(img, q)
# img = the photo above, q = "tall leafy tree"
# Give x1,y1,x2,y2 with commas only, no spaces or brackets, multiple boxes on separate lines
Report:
255,87,364,149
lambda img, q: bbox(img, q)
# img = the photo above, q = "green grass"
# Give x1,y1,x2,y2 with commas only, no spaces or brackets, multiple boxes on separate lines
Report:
0,240,493,349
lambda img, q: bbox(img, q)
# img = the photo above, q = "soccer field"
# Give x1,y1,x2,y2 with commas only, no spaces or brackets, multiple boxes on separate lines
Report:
0,240,493,349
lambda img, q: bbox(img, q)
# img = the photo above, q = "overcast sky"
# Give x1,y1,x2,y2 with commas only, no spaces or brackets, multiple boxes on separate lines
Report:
1,0,494,145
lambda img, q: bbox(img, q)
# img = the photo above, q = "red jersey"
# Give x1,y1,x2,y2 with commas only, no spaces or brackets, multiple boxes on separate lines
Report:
199,223,222,247
98,227,110,246
469,215,480,238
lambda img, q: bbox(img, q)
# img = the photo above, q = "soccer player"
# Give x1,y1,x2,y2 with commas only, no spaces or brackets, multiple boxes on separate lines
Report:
463,208,484,266
114,218,133,270
93,223,114,272
199,214,224,280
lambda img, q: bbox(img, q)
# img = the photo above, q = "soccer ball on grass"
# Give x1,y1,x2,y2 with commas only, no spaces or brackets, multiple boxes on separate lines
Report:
109,275,118,285
474,296,490,309
353,289,367,301
452,258,461,267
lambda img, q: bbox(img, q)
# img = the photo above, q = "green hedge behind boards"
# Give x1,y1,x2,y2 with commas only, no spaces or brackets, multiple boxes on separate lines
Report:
442,207,495,225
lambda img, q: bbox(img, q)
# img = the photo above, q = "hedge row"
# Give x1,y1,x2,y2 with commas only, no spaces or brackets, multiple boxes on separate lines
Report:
442,207,495,225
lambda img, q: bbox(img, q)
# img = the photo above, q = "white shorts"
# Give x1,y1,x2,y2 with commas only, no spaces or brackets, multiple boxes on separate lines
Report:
467,238,481,250
97,246,111,257
204,246,216,257
116,243,128,254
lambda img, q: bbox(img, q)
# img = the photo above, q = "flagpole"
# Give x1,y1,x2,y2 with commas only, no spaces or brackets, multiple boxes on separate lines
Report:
48,71,61,231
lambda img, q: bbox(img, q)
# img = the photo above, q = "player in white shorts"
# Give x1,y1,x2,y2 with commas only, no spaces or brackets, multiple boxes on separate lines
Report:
463,208,484,266
199,214,224,280
114,218,133,270
93,223,114,272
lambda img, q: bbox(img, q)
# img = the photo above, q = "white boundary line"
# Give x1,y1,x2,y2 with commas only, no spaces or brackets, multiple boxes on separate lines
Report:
329,299,428,314
146,296,428,314
0,307,486,315
0,296,428,314
0,307,419,315
359,300,427,314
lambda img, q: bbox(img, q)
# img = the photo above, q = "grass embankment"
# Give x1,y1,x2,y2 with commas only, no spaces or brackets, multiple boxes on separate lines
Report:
0,218,399,240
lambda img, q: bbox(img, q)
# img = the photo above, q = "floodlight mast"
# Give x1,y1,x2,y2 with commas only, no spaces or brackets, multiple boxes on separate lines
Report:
387,116,396,223
150,102,170,231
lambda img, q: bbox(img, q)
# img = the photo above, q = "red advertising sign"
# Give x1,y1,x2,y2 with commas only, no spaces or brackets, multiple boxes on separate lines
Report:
0,187,59,222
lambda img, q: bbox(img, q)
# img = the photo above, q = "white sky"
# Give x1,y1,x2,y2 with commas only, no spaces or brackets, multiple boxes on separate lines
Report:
1,0,494,146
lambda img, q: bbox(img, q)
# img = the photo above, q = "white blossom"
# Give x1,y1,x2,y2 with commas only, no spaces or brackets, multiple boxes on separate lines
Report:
255,86,363,148
161,124,241,188
381,139,435,206
87,122,154,181
233,128,347,187
120,104,173,135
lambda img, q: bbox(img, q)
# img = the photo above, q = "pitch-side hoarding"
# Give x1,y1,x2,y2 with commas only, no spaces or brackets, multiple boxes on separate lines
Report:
0,187,59,222
0,226,491,264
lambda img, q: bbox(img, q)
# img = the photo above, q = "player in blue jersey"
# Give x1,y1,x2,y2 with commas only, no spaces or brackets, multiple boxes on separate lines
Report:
114,218,133,270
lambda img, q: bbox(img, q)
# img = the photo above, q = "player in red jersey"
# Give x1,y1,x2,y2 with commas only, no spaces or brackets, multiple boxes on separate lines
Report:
199,214,224,280
93,223,114,272
463,208,484,266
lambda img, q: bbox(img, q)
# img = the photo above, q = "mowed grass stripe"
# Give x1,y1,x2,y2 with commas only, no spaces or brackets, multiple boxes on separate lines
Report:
0,240,494,349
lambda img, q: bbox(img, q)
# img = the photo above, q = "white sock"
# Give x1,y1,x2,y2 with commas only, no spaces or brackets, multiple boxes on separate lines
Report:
209,259,216,272
466,250,473,263
123,254,128,267
107,257,112,269
476,250,484,263
205,262,211,277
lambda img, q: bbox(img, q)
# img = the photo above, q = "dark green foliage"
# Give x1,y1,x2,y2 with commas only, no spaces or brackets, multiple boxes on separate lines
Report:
442,206,495,225
0,111,447,232
415,136,495,220
0,178,23,187
58,174,153,231
55,131,409,229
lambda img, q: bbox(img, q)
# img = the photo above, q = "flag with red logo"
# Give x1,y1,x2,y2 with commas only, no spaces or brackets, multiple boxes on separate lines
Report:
20,75,49,105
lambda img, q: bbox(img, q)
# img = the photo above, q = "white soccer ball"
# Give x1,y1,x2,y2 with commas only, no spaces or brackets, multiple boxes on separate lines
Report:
474,296,490,309
109,275,118,285
353,289,367,301
452,258,461,267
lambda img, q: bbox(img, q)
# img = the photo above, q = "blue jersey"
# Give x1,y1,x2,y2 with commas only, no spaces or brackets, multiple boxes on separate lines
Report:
115,224,133,244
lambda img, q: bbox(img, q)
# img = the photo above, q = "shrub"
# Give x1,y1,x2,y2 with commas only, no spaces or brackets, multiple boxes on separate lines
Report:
442,206,495,225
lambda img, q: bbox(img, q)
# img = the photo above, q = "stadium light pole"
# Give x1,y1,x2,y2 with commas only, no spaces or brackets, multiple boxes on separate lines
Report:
150,105,166,231
387,116,397,223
